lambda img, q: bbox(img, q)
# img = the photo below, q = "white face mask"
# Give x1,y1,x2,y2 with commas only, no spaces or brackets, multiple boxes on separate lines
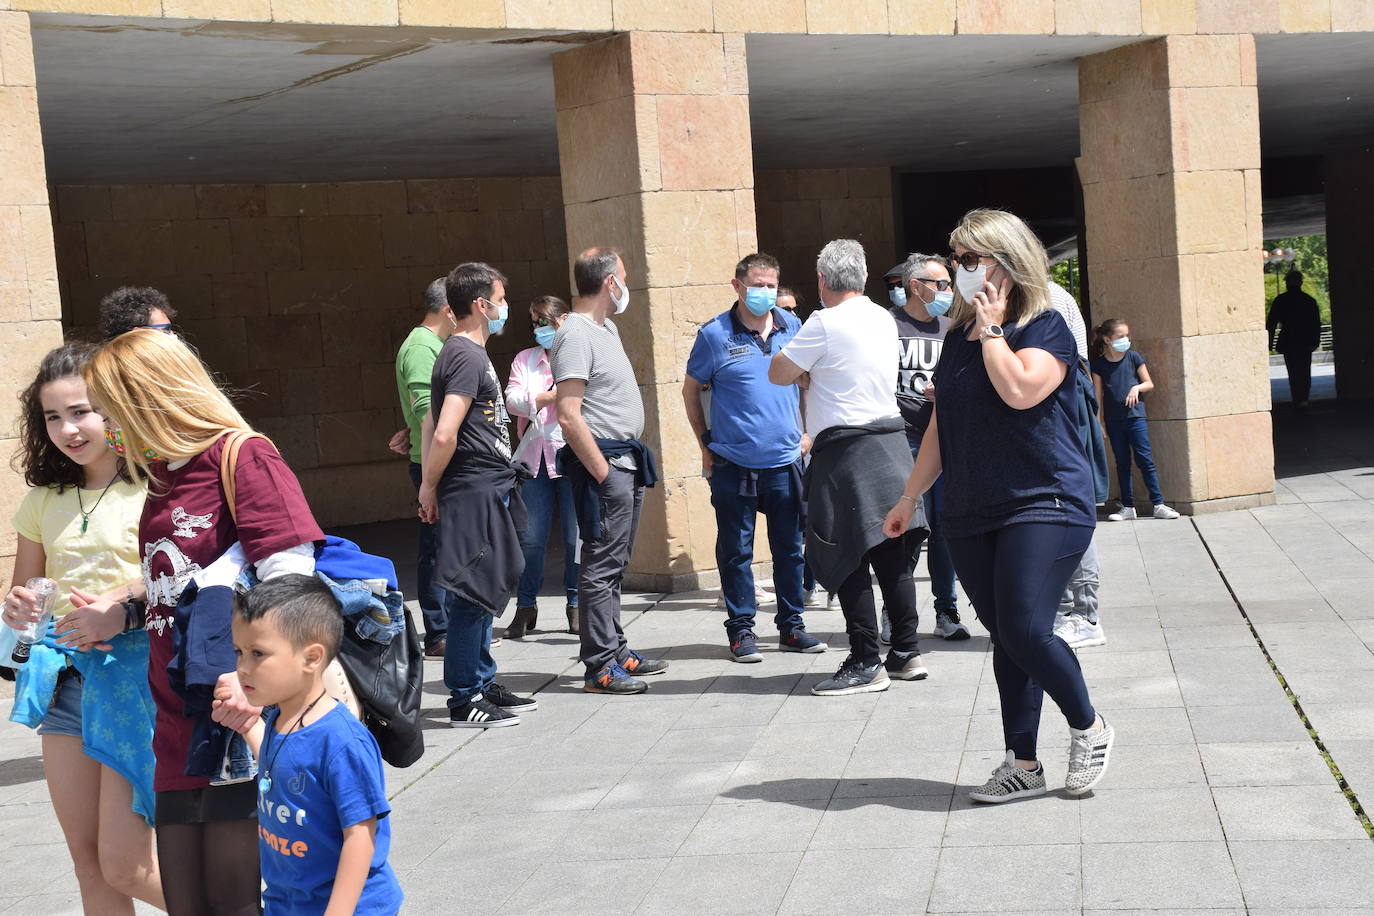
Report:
955,263,988,305
609,276,630,314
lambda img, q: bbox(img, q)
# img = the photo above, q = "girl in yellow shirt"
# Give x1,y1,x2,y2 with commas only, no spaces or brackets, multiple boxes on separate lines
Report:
4,342,164,913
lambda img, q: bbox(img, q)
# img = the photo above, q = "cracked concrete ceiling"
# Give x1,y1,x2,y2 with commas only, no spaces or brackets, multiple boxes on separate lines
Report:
31,14,1374,212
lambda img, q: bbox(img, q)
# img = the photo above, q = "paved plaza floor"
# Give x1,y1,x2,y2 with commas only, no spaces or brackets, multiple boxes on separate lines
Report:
2,402,1372,914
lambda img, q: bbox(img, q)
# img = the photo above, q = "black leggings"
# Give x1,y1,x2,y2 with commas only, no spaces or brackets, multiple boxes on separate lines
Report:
946,522,1095,760
156,819,261,915
837,531,925,666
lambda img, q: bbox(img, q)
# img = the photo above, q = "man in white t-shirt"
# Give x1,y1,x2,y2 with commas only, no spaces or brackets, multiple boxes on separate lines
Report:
768,239,929,697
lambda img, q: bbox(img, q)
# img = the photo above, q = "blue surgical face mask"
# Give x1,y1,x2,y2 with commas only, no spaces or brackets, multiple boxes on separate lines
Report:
486,301,509,335
534,325,557,349
743,286,777,316
927,291,954,317
888,287,907,308
1111,337,1131,353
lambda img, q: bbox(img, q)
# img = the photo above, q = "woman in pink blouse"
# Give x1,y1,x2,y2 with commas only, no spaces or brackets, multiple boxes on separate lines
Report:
504,296,581,638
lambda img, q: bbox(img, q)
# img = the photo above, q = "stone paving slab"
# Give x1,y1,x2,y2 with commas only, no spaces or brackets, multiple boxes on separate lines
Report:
4,409,1374,914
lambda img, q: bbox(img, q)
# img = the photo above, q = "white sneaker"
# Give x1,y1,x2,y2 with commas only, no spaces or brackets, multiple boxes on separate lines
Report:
1066,717,1115,796
1152,504,1180,520
1052,614,1076,644
1107,506,1136,522
1062,616,1107,649
803,588,823,608
970,750,1047,804
826,593,841,611
716,585,774,609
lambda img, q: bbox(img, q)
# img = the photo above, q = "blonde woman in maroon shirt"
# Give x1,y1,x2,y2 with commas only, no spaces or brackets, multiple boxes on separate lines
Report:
83,329,329,916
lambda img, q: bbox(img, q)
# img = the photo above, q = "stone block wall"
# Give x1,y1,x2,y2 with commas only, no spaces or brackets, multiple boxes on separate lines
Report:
50,176,569,527
755,167,899,309
1079,35,1273,511
1,10,64,565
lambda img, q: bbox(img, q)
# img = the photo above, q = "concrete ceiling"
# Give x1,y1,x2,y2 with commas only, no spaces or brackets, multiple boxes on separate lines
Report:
29,14,1374,196
31,14,578,183
745,33,1131,170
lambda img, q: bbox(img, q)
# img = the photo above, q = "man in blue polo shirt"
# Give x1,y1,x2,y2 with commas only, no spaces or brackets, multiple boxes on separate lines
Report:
682,252,828,662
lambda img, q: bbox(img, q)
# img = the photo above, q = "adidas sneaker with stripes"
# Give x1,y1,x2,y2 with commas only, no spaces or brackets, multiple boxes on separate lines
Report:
450,694,520,728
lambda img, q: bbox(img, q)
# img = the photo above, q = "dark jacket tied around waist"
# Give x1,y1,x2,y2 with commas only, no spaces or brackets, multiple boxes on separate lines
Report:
435,452,528,614
556,438,659,540
805,416,928,593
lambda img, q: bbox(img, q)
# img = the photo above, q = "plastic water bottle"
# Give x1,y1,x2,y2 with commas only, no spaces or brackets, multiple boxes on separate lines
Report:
11,577,58,665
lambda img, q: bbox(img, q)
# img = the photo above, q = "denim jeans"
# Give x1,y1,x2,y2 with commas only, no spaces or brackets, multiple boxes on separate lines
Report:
517,462,580,607
708,459,806,638
1106,416,1164,508
910,441,958,613
442,591,495,706
441,489,509,706
408,462,447,645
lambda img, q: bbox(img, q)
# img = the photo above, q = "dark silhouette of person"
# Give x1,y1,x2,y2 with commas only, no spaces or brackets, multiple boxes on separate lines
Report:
1266,271,1321,407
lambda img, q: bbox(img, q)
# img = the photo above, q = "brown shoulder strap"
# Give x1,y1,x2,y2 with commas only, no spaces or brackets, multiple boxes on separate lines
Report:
218,431,276,524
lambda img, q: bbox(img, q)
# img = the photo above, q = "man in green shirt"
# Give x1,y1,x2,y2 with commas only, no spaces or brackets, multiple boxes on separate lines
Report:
393,277,456,656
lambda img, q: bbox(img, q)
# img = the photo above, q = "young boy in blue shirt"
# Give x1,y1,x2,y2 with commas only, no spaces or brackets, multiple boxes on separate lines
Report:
217,575,403,915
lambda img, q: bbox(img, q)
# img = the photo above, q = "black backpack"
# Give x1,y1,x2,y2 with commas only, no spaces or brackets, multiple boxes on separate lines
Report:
221,431,425,768
335,603,425,768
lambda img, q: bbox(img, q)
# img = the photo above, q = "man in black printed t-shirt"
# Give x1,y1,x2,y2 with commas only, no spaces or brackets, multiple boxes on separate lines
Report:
419,261,536,729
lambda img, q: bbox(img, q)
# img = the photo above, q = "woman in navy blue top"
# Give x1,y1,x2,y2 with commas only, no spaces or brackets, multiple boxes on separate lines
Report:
883,208,1114,803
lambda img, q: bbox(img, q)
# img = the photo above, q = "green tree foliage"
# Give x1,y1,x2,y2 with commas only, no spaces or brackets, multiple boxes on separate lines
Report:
1049,257,1081,304
1263,234,1330,326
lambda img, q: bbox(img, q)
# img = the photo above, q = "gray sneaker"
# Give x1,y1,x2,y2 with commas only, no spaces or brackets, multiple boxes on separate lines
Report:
1066,717,1115,796
811,655,890,696
970,750,1047,804
934,610,971,640
884,650,929,681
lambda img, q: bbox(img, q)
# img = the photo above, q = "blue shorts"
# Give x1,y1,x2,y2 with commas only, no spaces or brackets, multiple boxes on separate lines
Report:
36,669,82,738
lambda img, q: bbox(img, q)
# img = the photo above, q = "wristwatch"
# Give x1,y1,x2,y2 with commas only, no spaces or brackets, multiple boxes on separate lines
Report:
979,324,1005,341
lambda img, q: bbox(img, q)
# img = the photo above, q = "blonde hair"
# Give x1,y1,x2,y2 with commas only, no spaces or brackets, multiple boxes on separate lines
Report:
947,208,1052,328
83,329,251,486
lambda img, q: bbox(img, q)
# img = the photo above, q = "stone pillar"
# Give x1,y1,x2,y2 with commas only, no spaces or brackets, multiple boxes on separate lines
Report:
552,32,757,591
1324,148,1374,401
1078,35,1274,514
1,12,64,566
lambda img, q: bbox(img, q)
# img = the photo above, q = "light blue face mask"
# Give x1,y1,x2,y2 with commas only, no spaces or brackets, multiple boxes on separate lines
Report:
743,286,778,316
927,291,954,317
888,287,907,308
1111,337,1131,353
486,301,509,335
534,325,557,349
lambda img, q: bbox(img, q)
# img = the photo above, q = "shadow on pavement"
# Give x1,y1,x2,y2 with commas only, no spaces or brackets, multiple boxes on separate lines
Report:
720,777,954,807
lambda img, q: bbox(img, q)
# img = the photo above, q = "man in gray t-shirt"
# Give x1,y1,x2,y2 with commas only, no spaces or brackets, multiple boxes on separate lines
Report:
551,308,644,459
553,246,667,695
